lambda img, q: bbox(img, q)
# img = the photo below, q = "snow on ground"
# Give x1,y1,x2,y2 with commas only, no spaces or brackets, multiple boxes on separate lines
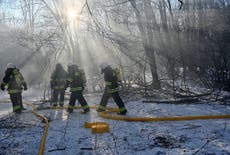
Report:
1,92,230,155
0,109,44,155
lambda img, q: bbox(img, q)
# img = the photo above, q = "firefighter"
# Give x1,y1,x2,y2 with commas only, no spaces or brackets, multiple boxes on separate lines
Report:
97,63,127,115
50,63,68,107
66,63,90,113
0,63,27,113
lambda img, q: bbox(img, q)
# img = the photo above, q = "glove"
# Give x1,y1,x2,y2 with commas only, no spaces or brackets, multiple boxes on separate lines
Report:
24,86,27,91
50,82,54,89
1,83,5,91
23,83,27,91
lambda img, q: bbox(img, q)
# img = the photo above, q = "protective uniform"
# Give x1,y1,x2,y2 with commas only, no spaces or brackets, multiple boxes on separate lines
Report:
1,63,27,113
97,63,127,115
66,64,89,113
50,63,67,107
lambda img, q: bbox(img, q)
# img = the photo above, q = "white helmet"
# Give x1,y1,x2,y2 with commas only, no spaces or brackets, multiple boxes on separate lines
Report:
6,63,16,69
99,62,109,70
67,62,76,67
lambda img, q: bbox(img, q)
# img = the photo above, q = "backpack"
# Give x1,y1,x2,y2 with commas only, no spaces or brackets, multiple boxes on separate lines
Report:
12,69,23,85
114,68,122,82
79,69,86,84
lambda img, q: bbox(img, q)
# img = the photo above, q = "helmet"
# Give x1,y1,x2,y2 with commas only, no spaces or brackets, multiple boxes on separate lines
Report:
67,63,77,68
6,63,16,69
99,62,109,70
55,63,63,69
67,63,78,72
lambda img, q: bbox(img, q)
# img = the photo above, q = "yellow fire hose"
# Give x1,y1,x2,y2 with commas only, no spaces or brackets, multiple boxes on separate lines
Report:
98,108,230,122
1,101,230,155
0,99,11,103
18,105,112,155
44,106,230,122
24,101,49,155
48,106,230,122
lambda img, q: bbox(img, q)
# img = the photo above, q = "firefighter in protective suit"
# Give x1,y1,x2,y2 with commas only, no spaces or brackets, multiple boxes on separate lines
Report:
1,63,27,113
50,63,67,107
66,64,90,113
97,63,127,115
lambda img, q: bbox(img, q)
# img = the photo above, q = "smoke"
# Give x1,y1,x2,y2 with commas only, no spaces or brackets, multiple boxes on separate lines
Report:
0,0,229,91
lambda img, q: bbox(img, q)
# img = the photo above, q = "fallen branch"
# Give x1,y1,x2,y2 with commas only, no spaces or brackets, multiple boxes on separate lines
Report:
48,148,66,152
142,98,199,104
193,123,227,155
80,148,94,150
193,139,210,155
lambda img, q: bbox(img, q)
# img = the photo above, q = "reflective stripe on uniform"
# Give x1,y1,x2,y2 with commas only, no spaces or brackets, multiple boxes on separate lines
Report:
119,107,127,112
53,79,66,82
54,85,65,89
59,85,65,89
75,72,80,76
98,105,106,110
105,81,112,86
109,87,119,93
59,102,64,104
8,89,22,94
82,105,89,110
52,101,57,105
68,105,75,109
70,87,82,92
67,78,73,82
13,105,21,111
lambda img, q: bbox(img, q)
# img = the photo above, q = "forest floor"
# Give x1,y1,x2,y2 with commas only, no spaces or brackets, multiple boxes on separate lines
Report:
0,89,230,155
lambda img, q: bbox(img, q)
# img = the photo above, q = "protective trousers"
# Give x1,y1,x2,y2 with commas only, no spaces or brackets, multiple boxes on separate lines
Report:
68,91,89,112
10,93,22,113
52,89,65,106
99,89,126,110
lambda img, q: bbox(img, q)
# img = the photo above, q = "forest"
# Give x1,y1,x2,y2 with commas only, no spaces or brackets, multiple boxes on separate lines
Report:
0,0,230,155
0,0,229,93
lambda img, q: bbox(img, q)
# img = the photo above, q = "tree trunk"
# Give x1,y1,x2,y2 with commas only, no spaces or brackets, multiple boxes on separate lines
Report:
129,0,161,89
144,45,161,89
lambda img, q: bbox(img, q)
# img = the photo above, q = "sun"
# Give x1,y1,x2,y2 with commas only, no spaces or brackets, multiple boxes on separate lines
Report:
67,9,79,22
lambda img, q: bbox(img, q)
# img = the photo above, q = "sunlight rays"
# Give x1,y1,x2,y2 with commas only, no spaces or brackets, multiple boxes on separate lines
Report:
66,9,81,23
42,0,125,91
41,0,88,75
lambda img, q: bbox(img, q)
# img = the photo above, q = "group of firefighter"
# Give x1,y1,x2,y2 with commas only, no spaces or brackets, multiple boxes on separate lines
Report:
0,62,127,115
